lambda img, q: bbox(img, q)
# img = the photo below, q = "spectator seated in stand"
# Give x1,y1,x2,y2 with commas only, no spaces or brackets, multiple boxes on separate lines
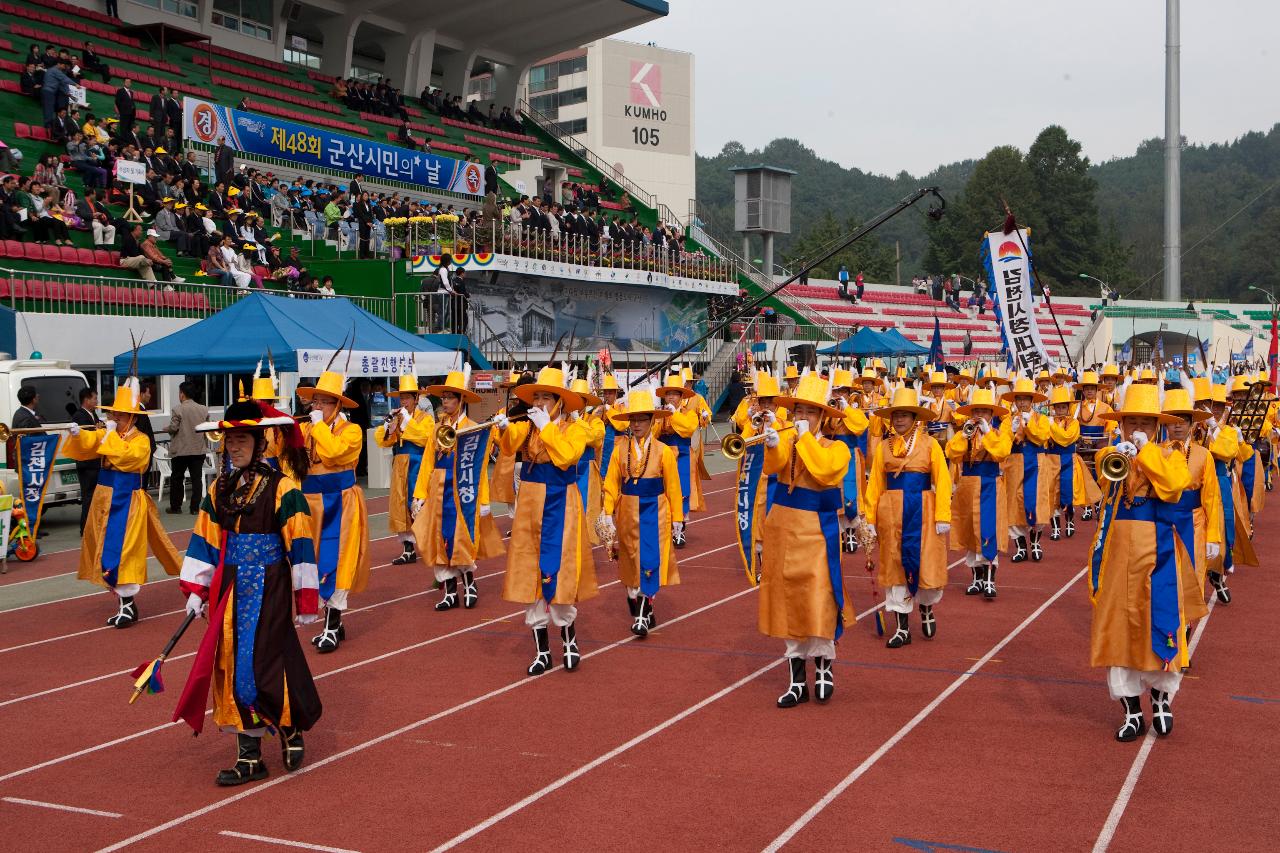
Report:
397,120,419,150
141,227,182,284
119,223,156,281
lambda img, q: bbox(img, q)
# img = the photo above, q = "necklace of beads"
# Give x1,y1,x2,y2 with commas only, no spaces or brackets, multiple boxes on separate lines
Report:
628,434,653,482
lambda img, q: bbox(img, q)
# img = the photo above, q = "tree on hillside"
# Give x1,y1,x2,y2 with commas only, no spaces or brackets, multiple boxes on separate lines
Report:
1025,126,1101,291
781,210,896,281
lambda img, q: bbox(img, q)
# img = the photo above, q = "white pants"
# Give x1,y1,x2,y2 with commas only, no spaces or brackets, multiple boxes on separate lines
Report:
91,219,116,245
1010,524,1028,538
1107,666,1182,700
323,589,349,611
525,599,576,628
885,585,944,614
784,637,835,660
114,583,140,599
434,564,474,583
222,725,267,737
399,531,416,545
964,551,989,568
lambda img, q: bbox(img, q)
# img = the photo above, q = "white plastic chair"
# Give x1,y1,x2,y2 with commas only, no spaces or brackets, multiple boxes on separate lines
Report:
154,446,172,504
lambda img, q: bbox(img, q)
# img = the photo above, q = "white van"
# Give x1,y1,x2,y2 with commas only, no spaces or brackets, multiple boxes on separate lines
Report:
0,359,91,506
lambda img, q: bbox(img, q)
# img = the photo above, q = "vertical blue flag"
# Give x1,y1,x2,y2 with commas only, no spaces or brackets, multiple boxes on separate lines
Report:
17,433,60,536
1242,337,1255,361
1119,339,1133,364
928,314,945,367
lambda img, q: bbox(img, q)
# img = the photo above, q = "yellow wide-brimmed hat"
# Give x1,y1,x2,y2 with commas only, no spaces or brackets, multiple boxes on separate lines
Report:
778,373,844,419
513,366,583,412
102,382,145,414
1101,363,1120,378
1208,384,1229,404
954,388,1009,420
657,372,694,400
296,370,358,408
755,371,782,398
600,373,621,392
956,367,975,383
395,374,420,395
874,386,935,420
1133,367,1157,385
831,368,854,390
1191,377,1212,402
250,376,281,401
681,366,695,383
1048,386,1074,406
858,367,884,389
872,358,887,373
615,389,670,421
569,378,602,408
1076,370,1100,387
1100,384,1179,425
926,370,954,389
1051,365,1072,382
1162,389,1211,422
1229,375,1253,396
783,364,800,381
1001,377,1048,405
426,370,481,404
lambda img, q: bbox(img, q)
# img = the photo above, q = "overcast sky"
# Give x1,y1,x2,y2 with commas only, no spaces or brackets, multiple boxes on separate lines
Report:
620,0,1279,175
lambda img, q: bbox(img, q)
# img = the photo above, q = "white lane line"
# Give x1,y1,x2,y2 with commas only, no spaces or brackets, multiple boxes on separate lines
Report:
92,544,747,853
762,564,1089,853
428,595,891,852
219,830,360,853
2,795,122,818
1090,599,1216,853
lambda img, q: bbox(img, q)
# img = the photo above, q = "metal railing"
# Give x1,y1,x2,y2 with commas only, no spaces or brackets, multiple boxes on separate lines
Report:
0,267,395,322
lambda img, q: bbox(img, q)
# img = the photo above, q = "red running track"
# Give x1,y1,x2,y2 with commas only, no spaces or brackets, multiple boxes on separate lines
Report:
0,468,1274,853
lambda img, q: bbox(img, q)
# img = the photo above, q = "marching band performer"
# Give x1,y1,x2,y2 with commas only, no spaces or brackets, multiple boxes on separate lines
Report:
1159,388,1220,636
1099,364,1121,407
296,368,370,653
488,370,527,514
412,369,504,611
737,372,790,571
1197,380,1252,603
66,377,181,627
1047,385,1102,540
1229,375,1265,514
947,388,1012,598
1089,384,1191,741
949,368,976,407
1075,371,1114,520
570,377,606,545
826,368,869,551
597,373,628,495
244,356,285,470
172,401,320,785
654,372,704,547
782,364,801,394
857,367,891,464
865,386,953,648
758,371,853,707
1001,377,1053,562
600,388,684,637
922,371,956,446
1034,369,1052,398
374,374,433,565
496,365,597,675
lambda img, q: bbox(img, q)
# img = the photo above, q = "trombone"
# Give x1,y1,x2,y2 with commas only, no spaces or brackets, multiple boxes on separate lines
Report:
721,424,796,460
1098,450,1131,483
0,423,96,442
435,413,527,451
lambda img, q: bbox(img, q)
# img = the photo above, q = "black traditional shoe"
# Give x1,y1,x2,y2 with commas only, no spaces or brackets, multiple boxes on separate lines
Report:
216,733,269,786
279,726,305,772
1065,507,1076,538
1115,695,1146,742
1150,689,1173,737
1208,571,1231,604
461,570,478,609
1030,530,1044,562
391,543,417,565
561,623,581,671
1050,516,1062,541
841,527,858,554
313,606,344,653
886,612,911,648
627,595,640,619
982,564,998,600
107,595,139,628
434,577,459,611
672,523,686,549
965,565,983,595
919,604,937,639
814,657,834,703
1081,504,1094,521
777,657,809,708
1011,535,1028,563
527,626,551,676
631,596,651,638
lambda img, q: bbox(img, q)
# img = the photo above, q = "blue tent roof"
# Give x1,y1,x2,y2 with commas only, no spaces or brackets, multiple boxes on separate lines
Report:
817,326,928,357
114,293,459,375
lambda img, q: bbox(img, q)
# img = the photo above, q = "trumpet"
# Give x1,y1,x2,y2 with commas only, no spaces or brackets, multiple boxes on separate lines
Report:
0,423,97,442
721,424,796,460
962,420,978,438
1099,451,1131,483
435,413,527,451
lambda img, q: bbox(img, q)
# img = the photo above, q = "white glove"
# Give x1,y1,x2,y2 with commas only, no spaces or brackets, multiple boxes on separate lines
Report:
836,398,848,410
570,410,581,421
764,427,780,448
67,422,81,436
1021,412,1032,426
1132,431,1149,448
920,396,934,407
795,420,810,436
185,592,206,618
1115,441,1138,458
935,522,951,536
1206,542,1221,560
399,408,410,427
411,498,424,517
527,406,551,430
295,613,319,626
1206,417,1218,431
494,413,510,430
664,403,676,412
104,419,117,433
479,504,492,517
309,409,324,424
978,419,992,434
760,410,776,427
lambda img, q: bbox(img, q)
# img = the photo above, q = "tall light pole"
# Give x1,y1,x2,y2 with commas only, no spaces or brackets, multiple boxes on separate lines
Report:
1163,0,1181,303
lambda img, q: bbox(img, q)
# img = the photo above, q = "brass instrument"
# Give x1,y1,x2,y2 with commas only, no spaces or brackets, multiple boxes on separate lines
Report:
721,424,796,460
0,423,96,442
1224,381,1277,444
1099,451,1131,483
961,420,978,438
435,414,527,451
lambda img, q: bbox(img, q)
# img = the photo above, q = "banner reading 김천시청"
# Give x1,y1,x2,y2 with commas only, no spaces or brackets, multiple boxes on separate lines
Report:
18,432,60,537
981,228,1054,374
183,98,485,196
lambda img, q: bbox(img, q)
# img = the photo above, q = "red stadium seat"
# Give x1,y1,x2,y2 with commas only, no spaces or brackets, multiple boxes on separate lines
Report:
13,122,30,138
0,279,10,298
46,281,65,301
92,249,113,266
57,245,78,264
22,243,42,261
1,240,21,258
80,283,100,303
25,279,45,299
74,248,95,266
41,244,61,263
9,279,26,298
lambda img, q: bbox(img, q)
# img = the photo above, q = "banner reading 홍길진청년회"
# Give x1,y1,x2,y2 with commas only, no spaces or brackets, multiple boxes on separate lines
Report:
981,228,1054,374
183,98,485,196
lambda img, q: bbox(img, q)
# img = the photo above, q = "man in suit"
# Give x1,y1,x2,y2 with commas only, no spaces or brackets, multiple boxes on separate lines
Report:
71,387,102,534
150,86,167,138
213,136,234,188
164,92,182,144
135,382,156,453
12,387,42,432
180,151,200,185
484,161,498,197
82,43,110,83
115,78,137,136
165,381,208,515
348,176,363,199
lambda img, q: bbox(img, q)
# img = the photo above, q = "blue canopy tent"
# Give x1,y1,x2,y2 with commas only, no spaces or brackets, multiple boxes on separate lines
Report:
877,327,930,357
817,326,928,357
113,294,461,376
